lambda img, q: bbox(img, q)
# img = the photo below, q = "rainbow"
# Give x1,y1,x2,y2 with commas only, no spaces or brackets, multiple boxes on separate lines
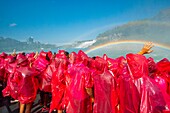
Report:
85,40,170,54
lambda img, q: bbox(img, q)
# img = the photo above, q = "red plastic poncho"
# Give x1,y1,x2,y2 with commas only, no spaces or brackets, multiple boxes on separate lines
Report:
107,56,126,78
2,67,18,99
127,54,170,112
106,56,129,112
2,56,17,98
111,54,140,113
32,56,49,73
61,52,77,110
5,54,39,104
16,66,39,104
87,57,96,87
156,58,170,82
4,55,17,81
155,58,170,108
77,50,89,66
32,53,50,91
26,52,35,63
39,61,56,92
0,52,7,58
0,52,8,81
58,50,66,56
104,56,120,113
139,76,170,113
126,53,149,79
50,55,68,112
93,57,116,113
65,51,93,113
0,57,5,81
147,57,157,74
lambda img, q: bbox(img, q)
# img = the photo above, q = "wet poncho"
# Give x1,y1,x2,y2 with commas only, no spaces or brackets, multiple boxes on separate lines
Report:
126,53,170,113
2,55,17,98
3,54,39,103
32,51,50,91
50,55,68,112
15,65,39,104
104,55,124,113
40,60,56,92
0,56,5,82
0,52,8,82
32,51,49,73
92,56,116,113
65,51,93,113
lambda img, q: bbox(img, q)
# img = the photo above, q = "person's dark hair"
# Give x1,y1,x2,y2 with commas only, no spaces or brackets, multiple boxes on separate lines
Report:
46,54,50,61
92,56,96,60
64,51,69,58
22,52,26,56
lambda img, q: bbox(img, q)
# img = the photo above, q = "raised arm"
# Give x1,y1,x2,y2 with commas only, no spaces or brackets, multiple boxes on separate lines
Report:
137,42,154,55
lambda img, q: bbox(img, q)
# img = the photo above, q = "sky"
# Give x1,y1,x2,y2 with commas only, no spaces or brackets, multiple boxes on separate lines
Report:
0,0,170,45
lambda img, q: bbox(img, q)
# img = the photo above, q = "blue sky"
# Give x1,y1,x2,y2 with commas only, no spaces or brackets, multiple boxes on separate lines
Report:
0,0,170,45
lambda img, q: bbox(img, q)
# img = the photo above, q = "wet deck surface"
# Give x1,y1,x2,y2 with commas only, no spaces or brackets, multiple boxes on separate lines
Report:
0,94,46,113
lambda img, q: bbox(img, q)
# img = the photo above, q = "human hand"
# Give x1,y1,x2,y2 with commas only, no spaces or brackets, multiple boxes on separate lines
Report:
138,42,154,55
11,49,16,56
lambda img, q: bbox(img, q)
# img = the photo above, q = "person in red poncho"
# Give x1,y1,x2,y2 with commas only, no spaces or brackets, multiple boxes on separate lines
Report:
2,54,17,112
3,53,38,113
39,51,53,92
31,51,52,112
65,50,93,113
99,42,154,113
13,53,39,113
0,52,13,113
0,52,8,89
103,54,122,113
40,50,58,112
2,54,19,101
127,53,170,112
156,58,170,95
92,56,116,113
50,53,69,113
122,42,170,113
0,52,8,84
148,58,170,109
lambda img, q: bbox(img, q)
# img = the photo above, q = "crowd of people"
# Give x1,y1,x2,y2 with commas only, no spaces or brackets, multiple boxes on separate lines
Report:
0,42,170,113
